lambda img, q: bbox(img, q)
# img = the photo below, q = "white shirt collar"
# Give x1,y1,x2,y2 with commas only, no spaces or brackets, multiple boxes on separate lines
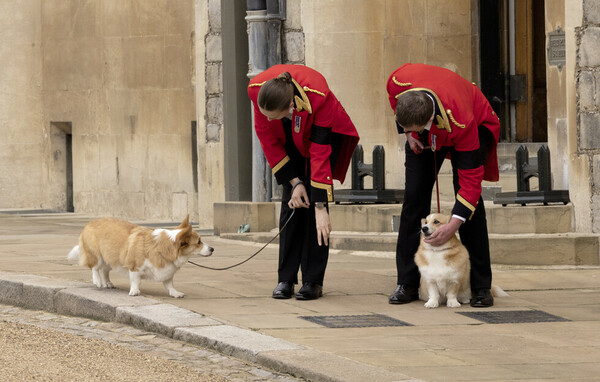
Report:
424,94,435,131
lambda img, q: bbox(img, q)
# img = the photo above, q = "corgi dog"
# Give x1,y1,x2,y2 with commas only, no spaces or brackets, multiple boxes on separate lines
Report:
68,215,213,298
414,213,472,308
415,213,508,309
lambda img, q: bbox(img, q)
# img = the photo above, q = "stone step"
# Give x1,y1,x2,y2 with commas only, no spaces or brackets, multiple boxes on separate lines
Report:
214,202,573,235
328,203,572,234
219,231,600,266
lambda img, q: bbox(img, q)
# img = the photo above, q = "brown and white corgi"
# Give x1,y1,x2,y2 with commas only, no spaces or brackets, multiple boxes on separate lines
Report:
415,213,508,308
68,215,213,298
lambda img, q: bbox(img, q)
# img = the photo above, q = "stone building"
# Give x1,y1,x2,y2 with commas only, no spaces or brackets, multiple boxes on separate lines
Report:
1,0,599,233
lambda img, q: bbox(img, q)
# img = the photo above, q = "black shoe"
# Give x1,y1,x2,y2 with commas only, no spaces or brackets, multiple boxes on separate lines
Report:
470,288,494,307
389,284,418,304
296,282,323,300
272,282,294,299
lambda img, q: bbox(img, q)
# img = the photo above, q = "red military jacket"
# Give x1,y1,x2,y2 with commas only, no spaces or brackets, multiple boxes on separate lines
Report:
248,65,360,203
386,63,500,220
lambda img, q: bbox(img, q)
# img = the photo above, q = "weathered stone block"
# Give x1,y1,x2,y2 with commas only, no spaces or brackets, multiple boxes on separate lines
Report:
208,0,221,31
206,34,222,62
584,0,600,24
593,193,600,233
206,124,221,142
283,0,302,30
594,156,600,194
580,27,600,67
580,113,600,150
206,96,223,124
284,31,305,63
578,71,596,111
206,63,222,94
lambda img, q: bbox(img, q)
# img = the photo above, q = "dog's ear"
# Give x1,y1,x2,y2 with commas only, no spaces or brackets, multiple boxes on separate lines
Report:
175,224,192,248
177,214,190,228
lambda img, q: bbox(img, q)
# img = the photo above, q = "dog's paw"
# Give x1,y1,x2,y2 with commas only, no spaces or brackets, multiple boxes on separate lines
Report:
447,299,461,308
129,289,141,296
424,299,439,308
169,291,185,298
105,282,115,289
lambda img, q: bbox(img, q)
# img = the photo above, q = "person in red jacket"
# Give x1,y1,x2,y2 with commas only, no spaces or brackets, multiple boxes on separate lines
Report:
248,64,359,300
386,63,500,307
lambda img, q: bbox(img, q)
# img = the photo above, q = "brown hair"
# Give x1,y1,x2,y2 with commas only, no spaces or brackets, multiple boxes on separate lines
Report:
257,72,294,112
395,91,434,128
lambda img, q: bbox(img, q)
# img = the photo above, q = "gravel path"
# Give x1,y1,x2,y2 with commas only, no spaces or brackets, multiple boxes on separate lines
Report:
0,304,300,382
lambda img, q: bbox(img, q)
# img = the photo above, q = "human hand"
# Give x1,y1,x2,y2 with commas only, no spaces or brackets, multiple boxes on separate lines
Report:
406,133,424,154
423,217,462,246
315,207,331,246
288,182,310,209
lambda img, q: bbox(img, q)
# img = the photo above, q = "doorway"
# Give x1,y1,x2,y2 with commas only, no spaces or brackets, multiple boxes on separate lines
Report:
50,122,73,212
478,0,548,142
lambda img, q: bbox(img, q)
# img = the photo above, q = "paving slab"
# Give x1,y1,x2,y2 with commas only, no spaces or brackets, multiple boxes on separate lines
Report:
1,212,600,381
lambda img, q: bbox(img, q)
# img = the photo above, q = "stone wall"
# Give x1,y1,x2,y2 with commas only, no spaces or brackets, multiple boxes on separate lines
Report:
0,1,44,210
578,0,600,232
40,1,197,221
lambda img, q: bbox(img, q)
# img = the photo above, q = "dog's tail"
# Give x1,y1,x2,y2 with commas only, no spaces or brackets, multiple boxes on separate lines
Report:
67,245,80,261
491,284,509,297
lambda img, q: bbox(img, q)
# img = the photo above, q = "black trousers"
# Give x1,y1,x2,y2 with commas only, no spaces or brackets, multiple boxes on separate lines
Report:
278,186,329,285
395,127,493,290
276,119,342,286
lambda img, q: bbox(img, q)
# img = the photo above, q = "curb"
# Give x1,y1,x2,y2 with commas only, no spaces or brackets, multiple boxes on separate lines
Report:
0,272,415,382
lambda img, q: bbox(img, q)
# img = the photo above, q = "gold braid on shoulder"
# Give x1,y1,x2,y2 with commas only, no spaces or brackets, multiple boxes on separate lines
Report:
248,81,266,88
302,86,325,96
446,109,466,129
392,76,412,87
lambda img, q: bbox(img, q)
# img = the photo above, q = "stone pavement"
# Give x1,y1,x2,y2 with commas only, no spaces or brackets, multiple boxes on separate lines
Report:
1,212,600,381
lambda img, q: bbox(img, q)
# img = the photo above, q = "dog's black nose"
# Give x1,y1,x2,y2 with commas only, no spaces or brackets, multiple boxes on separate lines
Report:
421,226,429,233
208,246,214,253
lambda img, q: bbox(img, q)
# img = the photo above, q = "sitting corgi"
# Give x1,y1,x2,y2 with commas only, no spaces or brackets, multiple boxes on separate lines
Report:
415,213,471,308
68,215,213,298
415,213,507,308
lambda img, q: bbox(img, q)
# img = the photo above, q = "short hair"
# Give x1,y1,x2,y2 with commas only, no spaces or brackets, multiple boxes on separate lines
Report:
257,72,294,112
395,91,434,128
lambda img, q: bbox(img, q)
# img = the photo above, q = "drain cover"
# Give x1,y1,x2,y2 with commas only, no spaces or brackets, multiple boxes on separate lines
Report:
300,314,412,328
458,310,570,324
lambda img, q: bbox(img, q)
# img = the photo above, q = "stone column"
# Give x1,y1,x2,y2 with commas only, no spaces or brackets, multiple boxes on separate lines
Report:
246,2,271,202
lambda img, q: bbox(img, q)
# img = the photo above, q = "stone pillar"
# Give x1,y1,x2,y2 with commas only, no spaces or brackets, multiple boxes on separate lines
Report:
247,1,271,202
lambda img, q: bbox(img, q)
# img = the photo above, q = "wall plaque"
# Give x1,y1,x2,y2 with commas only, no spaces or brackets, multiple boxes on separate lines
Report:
547,26,566,70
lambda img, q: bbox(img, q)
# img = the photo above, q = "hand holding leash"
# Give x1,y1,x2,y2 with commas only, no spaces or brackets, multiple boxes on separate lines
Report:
289,179,310,209
406,133,424,154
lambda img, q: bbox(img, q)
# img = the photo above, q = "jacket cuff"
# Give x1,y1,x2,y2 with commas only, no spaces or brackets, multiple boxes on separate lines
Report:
310,181,334,203
452,194,477,220
272,156,298,185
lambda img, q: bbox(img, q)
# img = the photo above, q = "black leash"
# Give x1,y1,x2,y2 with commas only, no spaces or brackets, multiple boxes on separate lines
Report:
188,209,295,271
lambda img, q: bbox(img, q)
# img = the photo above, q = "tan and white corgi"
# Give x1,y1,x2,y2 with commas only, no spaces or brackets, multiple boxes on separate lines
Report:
415,213,472,308
415,213,508,308
68,215,213,298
